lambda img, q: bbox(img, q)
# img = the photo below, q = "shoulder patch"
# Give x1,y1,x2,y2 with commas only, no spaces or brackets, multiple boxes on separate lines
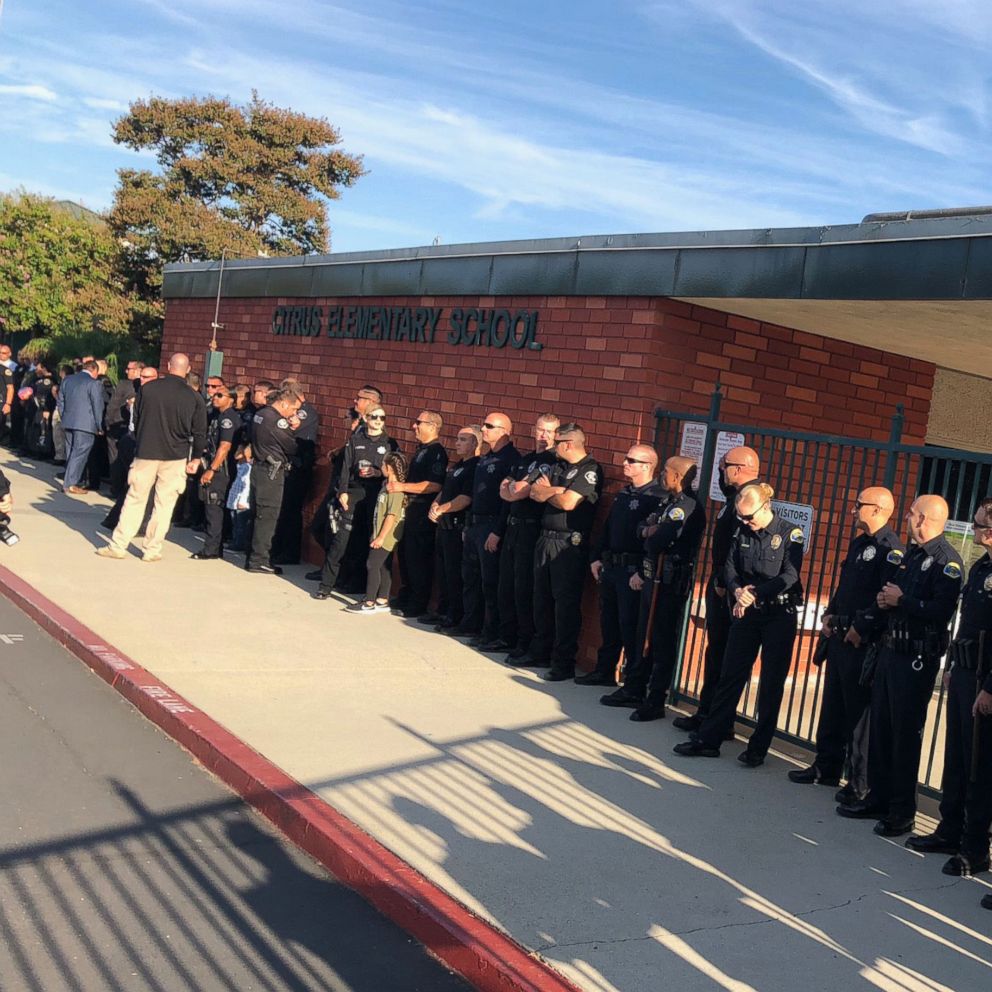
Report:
277,417,289,429
886,549,904,564
667,505,685,522
944,562,962,579
584,470,598,485
789,527,804,544
297,409,308,419
220,418,234,429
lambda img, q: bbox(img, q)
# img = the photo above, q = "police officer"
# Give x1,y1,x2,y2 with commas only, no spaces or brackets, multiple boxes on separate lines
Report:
314,404,399,599
603,455,705,719
427,427,482,630
675,483,804,765
576,444,663,687
672,446,761,734
838,495,963,837
453,412,518,645
0,344,15,446
245,386,302,574
191,387,239,560
788,487,903,801
391,411,447,619
905,497,992,880
528,423,603,681
271,379,320,565
499,415,560,661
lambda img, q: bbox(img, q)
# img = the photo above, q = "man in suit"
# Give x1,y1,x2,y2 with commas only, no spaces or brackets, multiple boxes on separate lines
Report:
56,359,106,495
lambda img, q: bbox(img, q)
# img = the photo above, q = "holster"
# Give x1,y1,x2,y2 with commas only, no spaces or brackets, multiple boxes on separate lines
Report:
859,642,881,687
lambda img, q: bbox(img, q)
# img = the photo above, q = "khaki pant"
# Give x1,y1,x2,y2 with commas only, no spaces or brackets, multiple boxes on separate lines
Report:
110,458,188,557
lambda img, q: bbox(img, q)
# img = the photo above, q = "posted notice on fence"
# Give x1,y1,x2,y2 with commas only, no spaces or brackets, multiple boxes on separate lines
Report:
678,422,707,491
771,501,814,544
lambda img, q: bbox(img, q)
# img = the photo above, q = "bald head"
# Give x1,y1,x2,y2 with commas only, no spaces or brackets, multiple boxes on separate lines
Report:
907,494,949,544
853,486,895,534
623,444,658,486
661,454,696,493
167,353,191,376
722,445,759,490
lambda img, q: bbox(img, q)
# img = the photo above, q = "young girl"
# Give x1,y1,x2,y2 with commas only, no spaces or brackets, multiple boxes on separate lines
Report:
348,451,407,614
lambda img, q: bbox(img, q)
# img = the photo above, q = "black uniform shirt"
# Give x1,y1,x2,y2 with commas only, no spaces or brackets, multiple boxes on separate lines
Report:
438,455,478,527
473,442,520,527
541,454,604,536
2,365,15,401
958,552,992,693
337,430,399,495
250,406,298,466
408,440,448,504
644,489,707,562
32,376,57,412
207,406,239,461
710,475,763,585
725,512,804,603
294,402,320,443
505,450,557,522
867,534,963,639
594,480,663,558
827,525,905,626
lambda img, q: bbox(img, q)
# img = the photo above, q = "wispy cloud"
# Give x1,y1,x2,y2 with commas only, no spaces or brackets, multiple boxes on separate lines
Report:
0,82,57,101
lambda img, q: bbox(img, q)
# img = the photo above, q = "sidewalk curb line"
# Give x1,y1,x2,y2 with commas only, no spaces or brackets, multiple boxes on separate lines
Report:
0,565,581,992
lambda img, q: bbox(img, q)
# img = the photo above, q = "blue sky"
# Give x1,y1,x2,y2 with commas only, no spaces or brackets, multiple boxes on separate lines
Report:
0,0,990,253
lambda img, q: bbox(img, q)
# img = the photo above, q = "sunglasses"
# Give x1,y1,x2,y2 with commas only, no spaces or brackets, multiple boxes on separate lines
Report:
624,456,650,465
482,422,504,431
724,461,748,469
854,501,879,510
736,501,769,523
368,414,386,421
413,419,433,426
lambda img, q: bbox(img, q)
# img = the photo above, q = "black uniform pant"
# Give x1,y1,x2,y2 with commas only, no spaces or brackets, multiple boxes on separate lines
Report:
108,427,133,499
497,519,541,650
936,667,992,858
696,578,732,718
271,463,312,563
813,636,871,791
396,501,436,614
201,467,230,557
698,606,797,756
461,520,500,636
624,590,688,705
530,533,588,674
247,467,286,569
319,485,375,593
866,647,939,823
436,525,465,624
593,564,641,679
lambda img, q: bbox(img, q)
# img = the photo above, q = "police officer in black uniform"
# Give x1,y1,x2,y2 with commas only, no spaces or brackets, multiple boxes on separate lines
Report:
427,426,482,630
314,404,399,599
603,455,705,719
454,412,518,645
905,497,992,880
192,387,239,560
271,380,320,565
27,359,58,459
673,446,761,734
246,386,302,574
0,345,15,446
789,487,903,801
675,482,804,765
527,423,603,681
498,415,560,660
576,444,663,687
838,494,963,837
392,410,447,619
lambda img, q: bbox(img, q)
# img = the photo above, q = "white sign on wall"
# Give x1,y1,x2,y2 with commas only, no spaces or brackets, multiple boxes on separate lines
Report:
678,422,707,491
771,501,814,544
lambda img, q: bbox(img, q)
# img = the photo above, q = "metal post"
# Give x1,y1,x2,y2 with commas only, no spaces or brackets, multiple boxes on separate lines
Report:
883,403,905,489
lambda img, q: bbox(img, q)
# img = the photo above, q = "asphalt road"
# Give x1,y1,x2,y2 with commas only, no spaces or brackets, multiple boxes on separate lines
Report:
0,593,470,992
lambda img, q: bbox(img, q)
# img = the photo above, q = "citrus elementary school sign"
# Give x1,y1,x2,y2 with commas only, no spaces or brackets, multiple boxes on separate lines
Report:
272,304,543,351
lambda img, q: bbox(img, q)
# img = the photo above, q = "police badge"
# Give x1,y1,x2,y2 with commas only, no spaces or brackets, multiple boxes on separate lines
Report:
377,446,387,455
570,533,581,546
629,499,639,510
922,557,933,571
770,534,782,550
984,573,992,592
566,469,578,480
862,546,876,562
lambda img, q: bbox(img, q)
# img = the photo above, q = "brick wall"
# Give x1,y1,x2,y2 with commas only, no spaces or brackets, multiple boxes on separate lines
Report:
162,294,935,664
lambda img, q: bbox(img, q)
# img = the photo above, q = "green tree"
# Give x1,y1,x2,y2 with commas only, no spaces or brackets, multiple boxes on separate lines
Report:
0,192,140,341
109,92,366,342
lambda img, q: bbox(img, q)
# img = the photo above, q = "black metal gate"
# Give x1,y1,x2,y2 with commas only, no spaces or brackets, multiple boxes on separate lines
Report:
654,386,992,795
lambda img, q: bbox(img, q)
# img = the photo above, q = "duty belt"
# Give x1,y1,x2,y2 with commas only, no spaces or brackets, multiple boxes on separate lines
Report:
439,514,466,531
468,513,498,525
754,592,800,613
541,529,585,545
832,614,853,634
949,638,982,671
507,515,540,527
602,550,641,567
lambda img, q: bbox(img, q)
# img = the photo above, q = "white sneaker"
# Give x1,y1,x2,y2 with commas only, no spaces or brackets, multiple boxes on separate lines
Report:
96,546,126,559
141,553,163,563
345,601,377,614
373,601,391,613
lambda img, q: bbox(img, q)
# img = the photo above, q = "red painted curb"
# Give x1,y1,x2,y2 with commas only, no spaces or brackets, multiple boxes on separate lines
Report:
0,565,581,992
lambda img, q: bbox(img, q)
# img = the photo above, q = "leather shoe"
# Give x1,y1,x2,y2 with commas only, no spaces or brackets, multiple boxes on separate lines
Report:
738,750,764,768
541,669,574,682
787,764,840,786
445,626,479,639
505,654,545,668
673,740,720,758
247,564,282,575
630,704,664,722
574,671,616,687
190,552,220,560
418,612,444,625
477,638,511,652
672,714,701,732
836,801,888,819
599,688,643,708
942,854,990,877
904,832,959,855
505,646,528,660
65,485,89,495
305,569,322,581
312,589,333,600
873,818,914,837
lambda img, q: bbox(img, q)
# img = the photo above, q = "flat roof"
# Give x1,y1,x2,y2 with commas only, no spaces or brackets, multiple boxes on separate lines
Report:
162,214,992,376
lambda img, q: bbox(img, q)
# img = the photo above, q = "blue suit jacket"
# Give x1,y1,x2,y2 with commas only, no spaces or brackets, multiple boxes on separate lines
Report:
57,371,106,434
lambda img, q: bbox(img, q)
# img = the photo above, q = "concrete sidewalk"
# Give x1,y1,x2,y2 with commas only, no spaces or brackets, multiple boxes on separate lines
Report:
2,449,990,992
